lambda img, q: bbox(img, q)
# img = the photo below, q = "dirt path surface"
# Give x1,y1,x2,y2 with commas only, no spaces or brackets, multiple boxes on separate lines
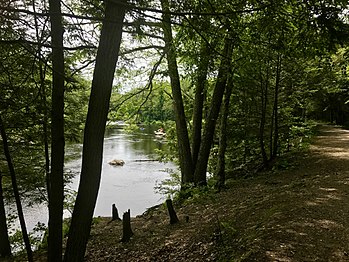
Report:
80,125,349,262
238,125,349,261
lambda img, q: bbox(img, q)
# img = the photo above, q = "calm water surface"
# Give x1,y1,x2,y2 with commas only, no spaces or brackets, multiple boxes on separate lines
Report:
18,126,176,233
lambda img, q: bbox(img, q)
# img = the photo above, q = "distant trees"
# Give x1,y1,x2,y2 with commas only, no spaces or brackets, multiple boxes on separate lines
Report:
106,0,349,187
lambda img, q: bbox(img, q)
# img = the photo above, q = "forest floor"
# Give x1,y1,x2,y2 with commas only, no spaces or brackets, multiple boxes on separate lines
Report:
15,125,349,261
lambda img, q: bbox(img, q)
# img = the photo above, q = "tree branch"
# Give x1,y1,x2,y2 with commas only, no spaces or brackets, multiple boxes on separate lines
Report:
0,39,96,50
120,45,164,56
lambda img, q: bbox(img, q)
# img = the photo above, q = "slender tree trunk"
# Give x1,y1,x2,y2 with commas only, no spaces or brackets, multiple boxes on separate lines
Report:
48,0,65,260
191,40,210,170
43,85,51,201
272,55,281,158
0,115,33,262
194,36,233,186
259,64,269,166
269,96,274,159
216,74,234,189
0,170,11,258
32,0,51,202
64,1,126,261
161,0,194,186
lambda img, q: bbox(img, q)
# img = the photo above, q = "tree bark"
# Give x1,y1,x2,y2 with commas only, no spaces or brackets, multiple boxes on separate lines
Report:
216,74,234,189
48,0,65,259
259,63,269,167
0,170,11,258
0,114,33,262
32,0,51,205
191,40,210,170
272,54,281,158
160,0,194,186
194,36,233,186
63,1,126,261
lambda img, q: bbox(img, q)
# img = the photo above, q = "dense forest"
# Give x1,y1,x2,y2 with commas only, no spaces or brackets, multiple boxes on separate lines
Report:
0,0,348,261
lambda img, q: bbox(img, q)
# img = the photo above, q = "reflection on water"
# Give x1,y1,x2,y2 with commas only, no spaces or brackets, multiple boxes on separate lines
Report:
11,126,176,234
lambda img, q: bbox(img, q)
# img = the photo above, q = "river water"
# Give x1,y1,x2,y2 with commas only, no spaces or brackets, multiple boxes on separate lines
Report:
11,126,176,234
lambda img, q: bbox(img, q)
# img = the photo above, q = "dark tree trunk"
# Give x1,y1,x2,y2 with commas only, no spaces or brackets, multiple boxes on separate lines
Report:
272,55,281,158
0,171,11,258
259,64,269,167
166,199,179,224
63,1,126,261
32,0,51,200
191,40,210,170
161,0,194,186
216,74,234,189
0,115,33,262
269,102,274,160
121,209,133,242
48,0,65,260
194,36,233,186
43,90,51,201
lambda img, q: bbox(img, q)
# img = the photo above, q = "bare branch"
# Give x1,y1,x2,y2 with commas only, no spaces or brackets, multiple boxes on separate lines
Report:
109,52,166,115
122,29,164,40
120,45,164,56
0,39,96,50
111,0,272,16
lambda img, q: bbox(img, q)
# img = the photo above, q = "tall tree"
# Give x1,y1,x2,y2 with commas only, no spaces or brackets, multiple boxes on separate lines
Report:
191,40,210,169
215,74,234,189
0,170,11,258
194,35,233,185
64,0,126,260
0,115,33,262
160,0,194,185
47,0,65,260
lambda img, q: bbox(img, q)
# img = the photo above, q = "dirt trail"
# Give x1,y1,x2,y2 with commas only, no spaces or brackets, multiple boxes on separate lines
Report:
242,125,349,261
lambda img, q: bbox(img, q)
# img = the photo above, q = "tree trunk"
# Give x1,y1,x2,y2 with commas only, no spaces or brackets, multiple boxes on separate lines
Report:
191,40,210,170
32,0,51,204
0,114,33,262
194,36,233,186
63,1,126,261
0,170,11,258
160,0,194,186
272,55,281,158
48,0,65,259
216,74,234,189
259,65,269,167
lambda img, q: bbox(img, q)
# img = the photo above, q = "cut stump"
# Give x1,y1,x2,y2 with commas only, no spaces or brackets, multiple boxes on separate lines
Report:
111,204,121,221
166,199,179,224
121,209,133,242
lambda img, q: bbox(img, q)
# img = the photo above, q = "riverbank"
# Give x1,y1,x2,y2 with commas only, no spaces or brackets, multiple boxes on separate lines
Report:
10,125,349,261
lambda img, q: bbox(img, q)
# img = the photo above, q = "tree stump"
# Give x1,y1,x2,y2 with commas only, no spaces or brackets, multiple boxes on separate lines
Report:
111,204,121,221
166,199,179,224
121,209,133,242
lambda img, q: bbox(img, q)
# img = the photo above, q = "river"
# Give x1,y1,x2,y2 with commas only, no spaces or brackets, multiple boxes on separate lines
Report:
9,126,176,235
